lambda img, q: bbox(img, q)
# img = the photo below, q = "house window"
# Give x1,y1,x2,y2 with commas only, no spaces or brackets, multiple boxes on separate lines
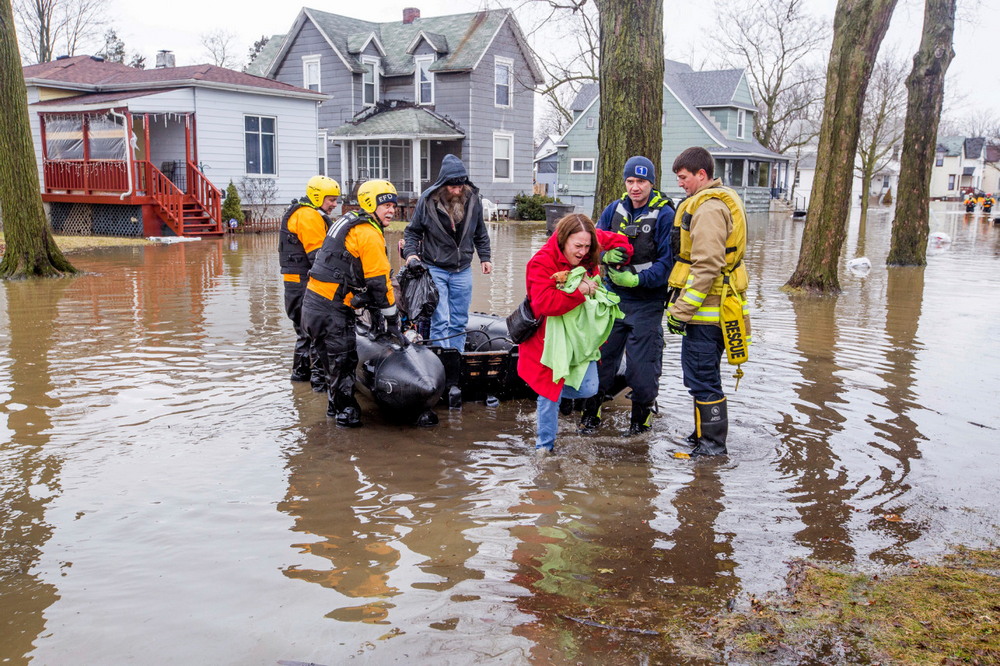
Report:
303,55,320,92
882,175,890,188
935,154,944,167
571,158,595,173
794,170,800,186
356,141,389,180
493,132,513,181
318,131,327,176
415,55,434,105
362,56,380,106
245,115,276,175
947,174,955,190
420,140,430,183
737,109,746,139
494,57,513,107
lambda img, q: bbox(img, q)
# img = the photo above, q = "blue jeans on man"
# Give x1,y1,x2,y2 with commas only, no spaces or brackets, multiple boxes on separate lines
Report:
535,361,599,451
428,265,472,350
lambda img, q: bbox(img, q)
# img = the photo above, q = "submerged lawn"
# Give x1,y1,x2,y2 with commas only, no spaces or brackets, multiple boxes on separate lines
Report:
688,547,1000,664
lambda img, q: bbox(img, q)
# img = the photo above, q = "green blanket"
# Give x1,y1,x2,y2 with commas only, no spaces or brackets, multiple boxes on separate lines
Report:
541,266,624,389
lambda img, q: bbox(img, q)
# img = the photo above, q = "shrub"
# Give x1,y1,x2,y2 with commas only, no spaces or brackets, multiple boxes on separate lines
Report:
513,192,554,221
221,181,245,225
881,187,893,206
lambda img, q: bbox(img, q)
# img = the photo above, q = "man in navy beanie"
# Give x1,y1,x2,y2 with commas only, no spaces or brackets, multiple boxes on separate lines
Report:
580,155,676,435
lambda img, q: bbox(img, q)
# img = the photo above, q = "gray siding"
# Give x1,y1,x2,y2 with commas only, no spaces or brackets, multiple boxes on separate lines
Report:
466,19,535,206
273,19,353,185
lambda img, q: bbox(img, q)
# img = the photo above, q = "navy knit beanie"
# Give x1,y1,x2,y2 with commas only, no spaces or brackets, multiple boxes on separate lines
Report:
623,156,656,183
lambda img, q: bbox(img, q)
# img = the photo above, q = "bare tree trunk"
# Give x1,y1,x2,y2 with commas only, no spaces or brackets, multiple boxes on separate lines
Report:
784,0,897,294
887,0,956,266
0,0,76,278
591,0,663,219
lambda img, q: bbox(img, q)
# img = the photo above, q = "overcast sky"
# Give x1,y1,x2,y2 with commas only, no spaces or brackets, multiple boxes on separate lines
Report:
109,0,999,124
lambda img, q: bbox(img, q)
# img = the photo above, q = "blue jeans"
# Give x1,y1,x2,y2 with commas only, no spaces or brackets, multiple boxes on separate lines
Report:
681,323,725,401
535,361,599,450
428,265,473,350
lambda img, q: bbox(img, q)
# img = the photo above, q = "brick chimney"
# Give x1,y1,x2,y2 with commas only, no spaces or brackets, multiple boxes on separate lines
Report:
403,7,420,24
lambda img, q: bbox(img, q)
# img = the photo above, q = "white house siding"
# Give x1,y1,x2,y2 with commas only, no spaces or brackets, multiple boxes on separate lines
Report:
930,155,963,199
190,88,318,203
466,20,535,206
272,19,354,186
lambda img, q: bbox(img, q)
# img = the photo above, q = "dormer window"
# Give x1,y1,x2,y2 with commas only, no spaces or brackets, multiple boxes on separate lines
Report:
415,55,434,105
737,109,746,139
495,56,513,108
362,56,380,106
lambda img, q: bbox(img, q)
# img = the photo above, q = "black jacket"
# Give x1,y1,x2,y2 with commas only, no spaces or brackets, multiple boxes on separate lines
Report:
403,154,491,272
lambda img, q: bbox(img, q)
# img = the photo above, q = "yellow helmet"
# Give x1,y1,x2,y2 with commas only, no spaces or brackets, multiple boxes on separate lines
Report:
357,179,397,214
306,175,341,208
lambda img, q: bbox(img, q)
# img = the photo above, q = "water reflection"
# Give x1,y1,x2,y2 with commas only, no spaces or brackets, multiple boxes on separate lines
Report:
0,280,65,661
0,207,997,664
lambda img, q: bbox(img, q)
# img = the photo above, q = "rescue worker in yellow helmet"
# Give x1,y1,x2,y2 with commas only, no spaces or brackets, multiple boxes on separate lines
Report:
279,175,340,390
668,147,749,457
301,179,402,427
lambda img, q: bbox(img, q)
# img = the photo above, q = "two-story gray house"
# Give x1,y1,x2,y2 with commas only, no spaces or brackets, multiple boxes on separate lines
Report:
553,61,788,213
249,7,544,213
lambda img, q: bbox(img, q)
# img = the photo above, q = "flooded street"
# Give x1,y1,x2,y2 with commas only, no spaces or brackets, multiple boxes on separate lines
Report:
2,203,998,664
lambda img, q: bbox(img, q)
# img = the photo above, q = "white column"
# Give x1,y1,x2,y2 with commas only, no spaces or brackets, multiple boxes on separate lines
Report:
340,141,349,190
411,138,422,196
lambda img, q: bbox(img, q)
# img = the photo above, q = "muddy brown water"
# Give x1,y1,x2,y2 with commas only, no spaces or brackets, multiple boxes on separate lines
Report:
1,203,998,664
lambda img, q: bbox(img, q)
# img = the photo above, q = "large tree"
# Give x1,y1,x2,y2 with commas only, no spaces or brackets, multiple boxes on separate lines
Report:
0,0,76,277
784,0,898,294
855,54,907,231
200,28,239,69
592,0,663,219
887,0,957,266
714,0,830,154
13,0,106,63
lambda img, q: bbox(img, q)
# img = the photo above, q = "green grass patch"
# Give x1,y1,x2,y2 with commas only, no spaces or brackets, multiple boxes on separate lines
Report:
689,548,1000,664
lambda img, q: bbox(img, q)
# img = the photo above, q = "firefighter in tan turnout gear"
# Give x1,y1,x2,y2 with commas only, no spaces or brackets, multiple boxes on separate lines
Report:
668,147,750,457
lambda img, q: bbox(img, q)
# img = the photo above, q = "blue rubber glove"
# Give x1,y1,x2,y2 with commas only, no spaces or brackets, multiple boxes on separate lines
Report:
607,266,639,288
666,313,688,336
601,248,627,266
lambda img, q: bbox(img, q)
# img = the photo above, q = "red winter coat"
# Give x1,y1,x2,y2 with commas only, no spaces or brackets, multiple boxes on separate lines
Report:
516,229,632,401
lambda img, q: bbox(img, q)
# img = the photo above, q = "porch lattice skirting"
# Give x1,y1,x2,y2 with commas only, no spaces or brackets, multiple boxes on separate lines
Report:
49,203,144,237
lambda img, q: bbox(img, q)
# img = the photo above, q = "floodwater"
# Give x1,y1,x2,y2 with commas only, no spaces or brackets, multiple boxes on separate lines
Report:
1,203,998,665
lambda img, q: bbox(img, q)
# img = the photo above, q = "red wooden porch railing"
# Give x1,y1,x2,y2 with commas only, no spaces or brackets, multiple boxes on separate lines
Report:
135,160,184,234
43,160,129,193
186,161,222,226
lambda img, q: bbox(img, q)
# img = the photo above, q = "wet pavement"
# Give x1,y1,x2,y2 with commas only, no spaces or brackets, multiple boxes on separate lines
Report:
1,204,998,664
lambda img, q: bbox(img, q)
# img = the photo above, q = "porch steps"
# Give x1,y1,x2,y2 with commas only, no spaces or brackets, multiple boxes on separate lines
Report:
180,200,223,237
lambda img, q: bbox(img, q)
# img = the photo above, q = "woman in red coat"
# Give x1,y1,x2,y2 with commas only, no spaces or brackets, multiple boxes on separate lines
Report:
516,213,632,455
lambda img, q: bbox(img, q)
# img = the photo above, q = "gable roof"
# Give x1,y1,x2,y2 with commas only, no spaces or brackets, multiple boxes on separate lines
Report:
936,136,964,156
245,35,286,77
329,102,464,140
23,54,325,100
261,8,543,83
559,60,780,160
964,137,986,159
679,67,751,108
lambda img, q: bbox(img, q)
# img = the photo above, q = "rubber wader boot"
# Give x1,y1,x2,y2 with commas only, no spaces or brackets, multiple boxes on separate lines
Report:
310,367,327,393
691,397,728,456
328,392,362,428
290,353,311,382
627,402,654,435
578,394,604,434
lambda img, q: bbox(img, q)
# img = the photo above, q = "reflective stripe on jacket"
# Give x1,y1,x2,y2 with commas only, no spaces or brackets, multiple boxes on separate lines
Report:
668,182,748,324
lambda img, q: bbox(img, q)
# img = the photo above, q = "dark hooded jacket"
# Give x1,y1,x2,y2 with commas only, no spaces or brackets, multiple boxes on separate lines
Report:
403,154,491,272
